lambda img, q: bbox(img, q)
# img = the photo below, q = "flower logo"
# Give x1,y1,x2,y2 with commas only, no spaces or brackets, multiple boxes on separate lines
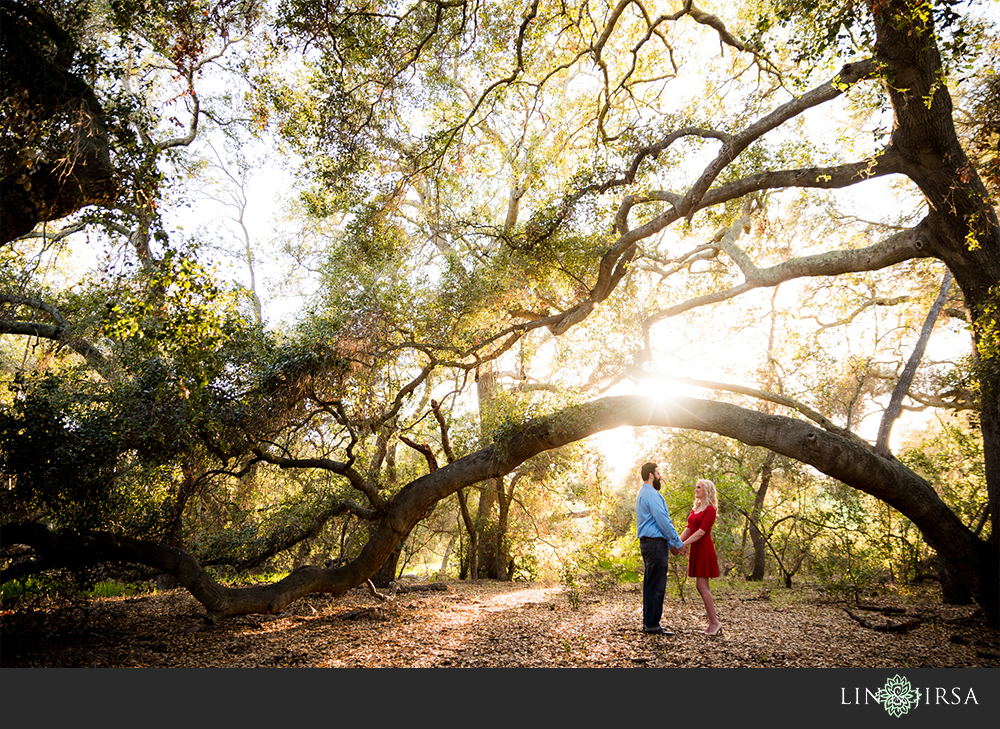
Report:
879,675,919,717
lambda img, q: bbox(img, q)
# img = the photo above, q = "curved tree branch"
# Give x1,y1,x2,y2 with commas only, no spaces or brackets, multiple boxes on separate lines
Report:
0,293,107,368
677,58,878,218
4,392,993,624
251,447,387,512
631,368,867,446
641,217,937,335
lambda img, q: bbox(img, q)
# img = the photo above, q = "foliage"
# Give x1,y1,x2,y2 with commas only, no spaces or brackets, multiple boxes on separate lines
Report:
573,533,643,585
2,0,998,624
559,560,582,610
900,411,989,540
1,371,143,532
80,579,150,598
973,284,1000,380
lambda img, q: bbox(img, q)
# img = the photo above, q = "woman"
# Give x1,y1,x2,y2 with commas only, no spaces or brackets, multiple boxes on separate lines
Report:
680,479,721,635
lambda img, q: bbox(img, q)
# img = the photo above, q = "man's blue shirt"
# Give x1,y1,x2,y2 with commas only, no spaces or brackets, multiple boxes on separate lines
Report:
635,483,683,548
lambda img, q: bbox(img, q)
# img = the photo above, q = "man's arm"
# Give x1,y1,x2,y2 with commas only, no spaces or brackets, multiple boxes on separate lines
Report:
653,500,684,550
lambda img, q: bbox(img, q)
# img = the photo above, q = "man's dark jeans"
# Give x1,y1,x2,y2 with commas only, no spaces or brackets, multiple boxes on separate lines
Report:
639,537,671,629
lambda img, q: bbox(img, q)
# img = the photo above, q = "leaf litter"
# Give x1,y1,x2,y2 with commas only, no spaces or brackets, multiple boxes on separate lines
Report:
2,580,997,667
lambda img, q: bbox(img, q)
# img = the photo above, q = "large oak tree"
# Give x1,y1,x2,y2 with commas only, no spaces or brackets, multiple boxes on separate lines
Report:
2,0,997,626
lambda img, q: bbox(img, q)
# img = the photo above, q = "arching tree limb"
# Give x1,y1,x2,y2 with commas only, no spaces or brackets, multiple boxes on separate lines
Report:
6,393,993,625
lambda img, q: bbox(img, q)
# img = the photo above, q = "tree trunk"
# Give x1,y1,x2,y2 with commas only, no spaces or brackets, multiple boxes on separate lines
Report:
368,525,402,588
746,453,776,581
437,532,456,580
474,479,500,578
456,488,477,580
475,475,513,580
474,361,510,579
292,540,311,570
939,554,973,606
747,521,767,581
871,1,1000,621
495,476,513,581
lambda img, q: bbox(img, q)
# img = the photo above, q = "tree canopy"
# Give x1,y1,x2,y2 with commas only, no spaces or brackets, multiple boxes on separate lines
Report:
2,0,998,627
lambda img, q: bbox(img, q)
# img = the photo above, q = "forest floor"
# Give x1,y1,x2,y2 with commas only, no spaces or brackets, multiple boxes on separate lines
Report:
2,576,998,668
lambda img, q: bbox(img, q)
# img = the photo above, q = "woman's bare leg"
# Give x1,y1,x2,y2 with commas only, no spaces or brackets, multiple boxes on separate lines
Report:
697,577,721,634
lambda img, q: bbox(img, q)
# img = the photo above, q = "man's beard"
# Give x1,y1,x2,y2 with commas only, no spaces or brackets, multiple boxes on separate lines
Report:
652,476,662,491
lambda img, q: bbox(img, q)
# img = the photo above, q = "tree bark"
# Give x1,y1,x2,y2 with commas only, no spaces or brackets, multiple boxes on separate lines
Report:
875,271,953,456
6,393,995,625
474,361,510,579
746,452,776,581
369,539,402,588
871,1,1000,575
456,488,477,580
0,2,119,243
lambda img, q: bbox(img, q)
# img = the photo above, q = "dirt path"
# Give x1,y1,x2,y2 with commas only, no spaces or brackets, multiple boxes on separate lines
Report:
2,580,997,667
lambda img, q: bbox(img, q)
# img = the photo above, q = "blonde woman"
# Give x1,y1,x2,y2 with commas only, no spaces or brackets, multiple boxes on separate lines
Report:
680,479,721,635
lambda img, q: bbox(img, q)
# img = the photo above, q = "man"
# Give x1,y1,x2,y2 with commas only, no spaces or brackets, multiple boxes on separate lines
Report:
636,462,683,635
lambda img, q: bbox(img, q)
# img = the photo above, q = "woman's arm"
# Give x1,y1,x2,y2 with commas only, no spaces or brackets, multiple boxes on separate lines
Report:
681,529,705,547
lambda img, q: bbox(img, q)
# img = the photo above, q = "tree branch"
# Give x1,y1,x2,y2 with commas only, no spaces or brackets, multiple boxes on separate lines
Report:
0,293,107,368
4,392,991,624
677,58,879,218
642,217,937,334
875,269,954,456
251,447,386,512
431,399,456,464
399,434,439,471
632,368,868,446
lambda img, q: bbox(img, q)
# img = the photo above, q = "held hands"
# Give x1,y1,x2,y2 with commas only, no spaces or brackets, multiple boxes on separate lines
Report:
670,546,680,556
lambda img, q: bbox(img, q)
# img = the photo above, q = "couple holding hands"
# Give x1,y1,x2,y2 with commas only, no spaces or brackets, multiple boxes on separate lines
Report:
636,462,721,636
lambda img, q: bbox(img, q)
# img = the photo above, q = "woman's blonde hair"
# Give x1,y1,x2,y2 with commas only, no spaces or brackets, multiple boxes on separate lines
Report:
695,479,718,509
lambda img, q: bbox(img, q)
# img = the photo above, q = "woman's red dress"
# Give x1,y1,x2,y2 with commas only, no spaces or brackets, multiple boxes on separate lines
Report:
687,504,719,578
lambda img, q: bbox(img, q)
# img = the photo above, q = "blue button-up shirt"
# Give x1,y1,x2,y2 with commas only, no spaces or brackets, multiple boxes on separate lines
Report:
636,483,683,548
